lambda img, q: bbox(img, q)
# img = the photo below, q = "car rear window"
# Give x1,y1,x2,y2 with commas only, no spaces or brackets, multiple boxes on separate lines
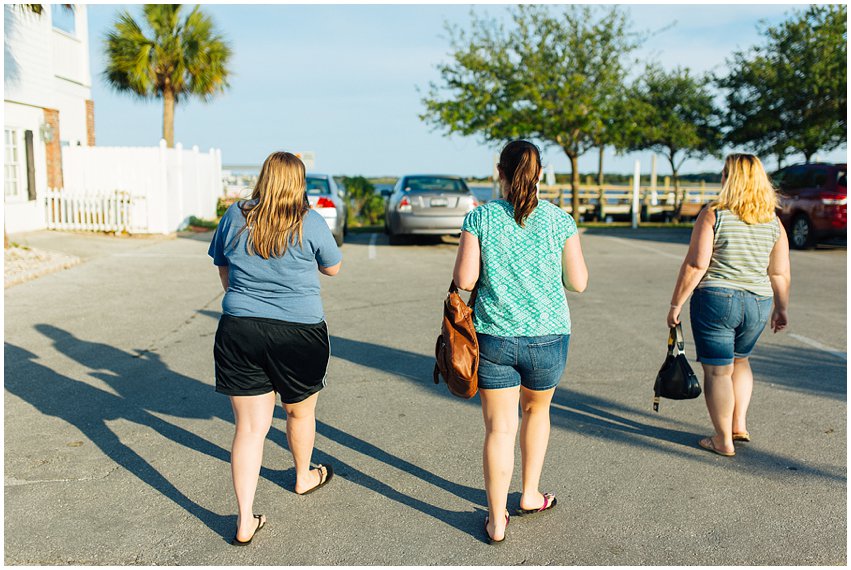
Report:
403,177,468,193
306,177,330,195
837,168,847,191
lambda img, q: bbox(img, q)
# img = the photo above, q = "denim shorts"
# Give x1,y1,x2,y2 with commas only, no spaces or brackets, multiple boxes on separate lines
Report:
476,333,570,391
689,287,773,366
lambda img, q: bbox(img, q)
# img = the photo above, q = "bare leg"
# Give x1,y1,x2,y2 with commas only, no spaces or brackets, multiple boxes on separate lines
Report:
230,392,276,541
519,386,556,510
479,387,520,541
283,392,325,494
731,357,753,435
701,363,736,454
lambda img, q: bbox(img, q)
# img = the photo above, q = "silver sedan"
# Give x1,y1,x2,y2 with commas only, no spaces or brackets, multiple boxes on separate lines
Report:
384,175,478,244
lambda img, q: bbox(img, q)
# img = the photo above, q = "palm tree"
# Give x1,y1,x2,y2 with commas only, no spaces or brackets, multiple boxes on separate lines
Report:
103,4,231,147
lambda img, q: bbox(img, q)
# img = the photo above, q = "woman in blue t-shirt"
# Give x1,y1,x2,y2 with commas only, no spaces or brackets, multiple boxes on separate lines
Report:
454,140,588,544
208,152,342,545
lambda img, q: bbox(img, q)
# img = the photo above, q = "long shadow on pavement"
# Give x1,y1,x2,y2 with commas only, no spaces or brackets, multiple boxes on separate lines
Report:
10,323,488,542
4,340,234,540
748,343,846,400
330,335,845,483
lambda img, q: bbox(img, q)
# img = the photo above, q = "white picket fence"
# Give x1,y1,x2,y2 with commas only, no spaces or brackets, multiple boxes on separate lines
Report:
52,140,223,234
44,188,144,232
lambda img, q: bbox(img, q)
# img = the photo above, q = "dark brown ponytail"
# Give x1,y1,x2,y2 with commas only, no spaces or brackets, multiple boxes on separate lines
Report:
498,140,541,226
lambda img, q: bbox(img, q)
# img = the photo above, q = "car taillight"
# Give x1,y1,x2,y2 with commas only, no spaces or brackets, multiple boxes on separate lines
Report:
398,196,412,213
471,198,479,208
821,193,847,206
313,197,335,209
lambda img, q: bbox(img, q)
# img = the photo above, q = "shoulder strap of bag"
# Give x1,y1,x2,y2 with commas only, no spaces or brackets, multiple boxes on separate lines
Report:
667,324,686,356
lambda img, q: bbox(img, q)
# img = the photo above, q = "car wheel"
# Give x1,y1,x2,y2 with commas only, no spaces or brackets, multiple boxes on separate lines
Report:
790,214,815,249
334,231,344,247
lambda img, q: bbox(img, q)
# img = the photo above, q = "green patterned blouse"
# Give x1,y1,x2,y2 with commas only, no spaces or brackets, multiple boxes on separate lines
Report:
462,199,577,337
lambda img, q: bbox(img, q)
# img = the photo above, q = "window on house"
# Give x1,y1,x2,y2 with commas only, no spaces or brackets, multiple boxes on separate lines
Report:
4,128,23,200
52,5,76,36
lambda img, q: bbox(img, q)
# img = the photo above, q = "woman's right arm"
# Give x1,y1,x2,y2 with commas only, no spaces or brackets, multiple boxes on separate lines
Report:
561,233,588,293
767,223,791,333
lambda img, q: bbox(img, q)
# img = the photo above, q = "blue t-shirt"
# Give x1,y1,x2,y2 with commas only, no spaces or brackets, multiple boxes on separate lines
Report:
208,202,342,323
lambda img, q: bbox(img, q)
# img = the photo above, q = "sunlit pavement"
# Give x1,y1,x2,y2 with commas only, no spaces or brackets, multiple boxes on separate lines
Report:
4,228,846,564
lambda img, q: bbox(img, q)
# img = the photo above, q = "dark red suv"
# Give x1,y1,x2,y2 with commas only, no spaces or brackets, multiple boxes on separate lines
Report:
772,162,847,249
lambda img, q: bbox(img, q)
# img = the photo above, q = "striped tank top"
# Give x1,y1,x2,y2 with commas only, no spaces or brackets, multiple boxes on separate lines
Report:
698,209,781,297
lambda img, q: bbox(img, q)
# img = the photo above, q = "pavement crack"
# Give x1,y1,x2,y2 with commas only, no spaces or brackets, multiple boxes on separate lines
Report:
135,291,223,356
5,465,121,486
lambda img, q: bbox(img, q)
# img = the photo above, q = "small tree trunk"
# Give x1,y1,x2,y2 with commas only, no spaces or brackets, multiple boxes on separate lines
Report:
568,153,580,217
803,150,813,163
163,87,175,148
596,146,605,221
672,168,682,223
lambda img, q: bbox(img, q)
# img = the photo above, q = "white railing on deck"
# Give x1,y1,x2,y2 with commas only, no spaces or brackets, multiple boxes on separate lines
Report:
44,189,143,233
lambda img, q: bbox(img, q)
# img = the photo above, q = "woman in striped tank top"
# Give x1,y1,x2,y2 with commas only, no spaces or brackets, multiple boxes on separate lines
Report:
667,154,791,457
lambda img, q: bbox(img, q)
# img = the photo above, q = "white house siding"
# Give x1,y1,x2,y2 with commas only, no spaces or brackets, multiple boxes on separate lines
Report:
4,104,48,234
3,4,93,234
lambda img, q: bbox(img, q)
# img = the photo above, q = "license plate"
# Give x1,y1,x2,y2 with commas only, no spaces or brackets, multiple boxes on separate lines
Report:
430,198,447,207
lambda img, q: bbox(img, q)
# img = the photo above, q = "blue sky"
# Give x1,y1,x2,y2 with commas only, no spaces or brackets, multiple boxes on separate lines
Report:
86,4,847,177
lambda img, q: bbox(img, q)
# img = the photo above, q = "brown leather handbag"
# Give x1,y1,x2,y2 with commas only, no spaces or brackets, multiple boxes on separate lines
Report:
433,281,479,399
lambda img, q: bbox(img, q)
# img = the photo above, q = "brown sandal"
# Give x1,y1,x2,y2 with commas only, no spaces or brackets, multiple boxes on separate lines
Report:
699,437,735,457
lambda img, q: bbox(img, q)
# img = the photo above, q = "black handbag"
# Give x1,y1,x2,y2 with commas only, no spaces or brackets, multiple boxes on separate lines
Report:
653,324,702,412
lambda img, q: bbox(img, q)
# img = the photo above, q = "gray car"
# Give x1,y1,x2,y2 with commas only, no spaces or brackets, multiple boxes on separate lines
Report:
384,175,478,244
306,174,347,246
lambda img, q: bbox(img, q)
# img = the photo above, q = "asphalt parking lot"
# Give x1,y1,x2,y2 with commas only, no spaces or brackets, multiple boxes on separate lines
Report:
4,227,846,565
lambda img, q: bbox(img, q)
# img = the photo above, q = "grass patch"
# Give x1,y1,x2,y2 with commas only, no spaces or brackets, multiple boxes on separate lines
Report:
188,216,220,230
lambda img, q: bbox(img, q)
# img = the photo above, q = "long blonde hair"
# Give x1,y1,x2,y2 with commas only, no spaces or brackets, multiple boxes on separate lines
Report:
237,152,309,259
712,153,777,224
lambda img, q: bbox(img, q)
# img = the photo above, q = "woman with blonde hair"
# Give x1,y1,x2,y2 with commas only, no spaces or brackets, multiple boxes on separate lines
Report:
208,152,342,545
453,140,588,543
667,153,791,457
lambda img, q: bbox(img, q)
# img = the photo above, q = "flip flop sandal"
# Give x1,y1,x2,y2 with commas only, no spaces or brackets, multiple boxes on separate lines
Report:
516,492,558,517
231,514,265,546
732,432,751,442
699,437,735,457
296,464,334,496
484,513,510,545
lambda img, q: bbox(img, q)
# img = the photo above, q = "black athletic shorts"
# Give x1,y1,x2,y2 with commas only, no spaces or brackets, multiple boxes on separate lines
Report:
214,314,330,403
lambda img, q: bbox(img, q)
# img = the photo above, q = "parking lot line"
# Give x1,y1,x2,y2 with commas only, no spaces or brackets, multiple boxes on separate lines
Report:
788,333,847,361
368,233,378,259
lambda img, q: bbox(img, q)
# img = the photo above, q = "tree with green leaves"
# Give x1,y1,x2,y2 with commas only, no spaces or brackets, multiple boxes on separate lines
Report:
342,176,384,226
718,5,846,167
623,65,723,220
103,4,231,147
421,5,643,214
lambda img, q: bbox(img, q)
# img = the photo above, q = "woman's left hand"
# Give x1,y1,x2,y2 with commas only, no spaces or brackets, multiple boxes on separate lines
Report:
667,305,681,328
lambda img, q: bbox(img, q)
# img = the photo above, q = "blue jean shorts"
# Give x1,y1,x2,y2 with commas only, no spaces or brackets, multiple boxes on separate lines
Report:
476,333,570,391
689,287,773,366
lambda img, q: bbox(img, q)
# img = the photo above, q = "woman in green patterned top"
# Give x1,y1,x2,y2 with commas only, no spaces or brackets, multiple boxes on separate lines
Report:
454,140,588,543
667,154,791,457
